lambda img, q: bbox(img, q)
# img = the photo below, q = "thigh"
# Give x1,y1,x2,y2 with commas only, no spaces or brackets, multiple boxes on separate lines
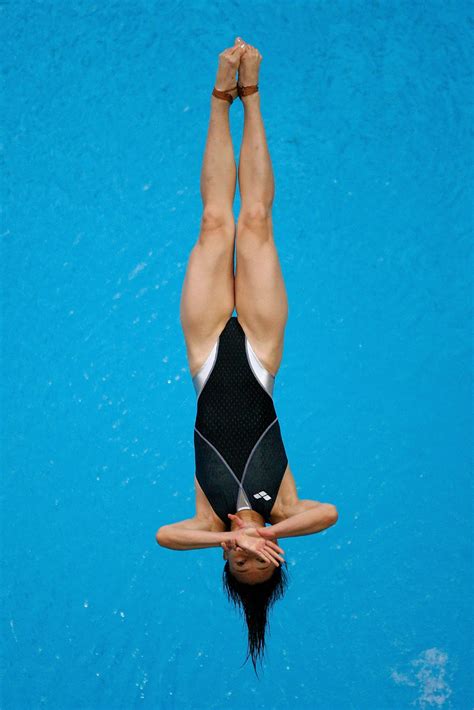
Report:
180,220,235,377
235,213,288,376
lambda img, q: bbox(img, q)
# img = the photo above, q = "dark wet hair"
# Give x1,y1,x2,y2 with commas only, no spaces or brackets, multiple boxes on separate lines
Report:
222,560,290,677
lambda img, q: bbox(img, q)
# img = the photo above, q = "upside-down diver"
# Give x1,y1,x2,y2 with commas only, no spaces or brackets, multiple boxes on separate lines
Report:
156,36,339,675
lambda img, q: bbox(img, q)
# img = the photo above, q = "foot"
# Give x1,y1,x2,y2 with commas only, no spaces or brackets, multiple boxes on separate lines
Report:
237,39,262,98
213,38,246,103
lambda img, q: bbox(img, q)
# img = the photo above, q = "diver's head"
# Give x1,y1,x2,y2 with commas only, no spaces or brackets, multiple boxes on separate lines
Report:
222,546,276,584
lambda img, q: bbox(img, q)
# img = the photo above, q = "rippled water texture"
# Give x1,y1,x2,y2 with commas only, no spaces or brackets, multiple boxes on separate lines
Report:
2,1,472,709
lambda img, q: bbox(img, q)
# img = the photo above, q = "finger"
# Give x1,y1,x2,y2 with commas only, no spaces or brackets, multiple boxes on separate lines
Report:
260,549,279,566
254,543,278,565
269,550,283,566
253,546,269,563
264,545,285,564
270,551,285,564
268,544,285,562
267,540,285,555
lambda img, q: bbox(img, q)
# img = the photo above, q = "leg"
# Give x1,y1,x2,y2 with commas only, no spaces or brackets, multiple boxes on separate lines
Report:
180,42,245,377
235,45,288,376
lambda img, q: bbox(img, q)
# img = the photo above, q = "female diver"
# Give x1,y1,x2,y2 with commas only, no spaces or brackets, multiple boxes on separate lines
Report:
156,37,339,674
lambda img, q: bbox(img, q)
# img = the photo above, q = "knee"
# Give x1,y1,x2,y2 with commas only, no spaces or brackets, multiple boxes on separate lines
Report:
200,207,235,234
198,208,235,249
238,203,272,228
237,203,272,248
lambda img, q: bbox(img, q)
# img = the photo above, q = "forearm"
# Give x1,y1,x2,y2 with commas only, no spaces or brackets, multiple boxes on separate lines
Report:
269,504,338,539
157,526,233,551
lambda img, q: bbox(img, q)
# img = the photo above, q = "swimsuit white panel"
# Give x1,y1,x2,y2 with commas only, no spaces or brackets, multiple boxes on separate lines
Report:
192,340,219,398
245,337,275,398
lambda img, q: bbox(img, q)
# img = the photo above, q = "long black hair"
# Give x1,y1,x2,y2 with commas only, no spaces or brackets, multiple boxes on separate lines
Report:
222,560,290,676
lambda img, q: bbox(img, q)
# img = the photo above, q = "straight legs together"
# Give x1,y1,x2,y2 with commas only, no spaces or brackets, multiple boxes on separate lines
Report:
180,39,288,378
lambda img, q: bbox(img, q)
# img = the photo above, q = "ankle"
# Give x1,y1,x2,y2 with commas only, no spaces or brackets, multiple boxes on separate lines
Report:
211,95,231,109
241,92,260,108
242,95,261,116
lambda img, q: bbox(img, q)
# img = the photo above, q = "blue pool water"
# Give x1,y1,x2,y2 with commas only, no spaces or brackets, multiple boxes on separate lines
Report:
2,1,472,708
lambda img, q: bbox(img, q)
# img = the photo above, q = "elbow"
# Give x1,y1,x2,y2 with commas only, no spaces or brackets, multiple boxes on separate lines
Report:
324,504,339,526
155,526,169,547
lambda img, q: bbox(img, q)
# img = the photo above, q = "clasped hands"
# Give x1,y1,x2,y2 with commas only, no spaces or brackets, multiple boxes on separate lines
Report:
221,513,285,567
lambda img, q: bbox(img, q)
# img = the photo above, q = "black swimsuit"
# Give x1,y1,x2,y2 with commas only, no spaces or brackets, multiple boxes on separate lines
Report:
193,316,288,529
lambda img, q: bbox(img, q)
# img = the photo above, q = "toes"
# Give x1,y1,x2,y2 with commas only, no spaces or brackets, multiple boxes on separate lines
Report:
225,43,245,63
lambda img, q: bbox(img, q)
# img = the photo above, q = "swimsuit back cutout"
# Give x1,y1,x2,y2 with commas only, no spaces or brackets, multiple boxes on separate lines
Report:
193,316,288,529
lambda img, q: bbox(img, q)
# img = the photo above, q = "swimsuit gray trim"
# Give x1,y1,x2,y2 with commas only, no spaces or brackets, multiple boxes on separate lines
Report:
240,417,278,490
194,427,249,499
194,416,279,513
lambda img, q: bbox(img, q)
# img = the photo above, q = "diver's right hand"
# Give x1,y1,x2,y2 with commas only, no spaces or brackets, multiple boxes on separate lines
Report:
225,514,285,565
227,529,284,566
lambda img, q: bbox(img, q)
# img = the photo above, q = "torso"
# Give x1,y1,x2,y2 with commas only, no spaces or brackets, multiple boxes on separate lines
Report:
192,315,293,530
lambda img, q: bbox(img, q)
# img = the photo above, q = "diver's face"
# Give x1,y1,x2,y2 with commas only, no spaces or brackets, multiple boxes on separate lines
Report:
224,548,276,585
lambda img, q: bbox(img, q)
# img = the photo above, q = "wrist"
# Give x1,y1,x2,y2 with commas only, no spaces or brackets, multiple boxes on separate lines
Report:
258,525,276,539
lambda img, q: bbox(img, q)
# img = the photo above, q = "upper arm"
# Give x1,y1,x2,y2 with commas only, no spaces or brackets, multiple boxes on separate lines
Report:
155,475,224,546
273,465,338,525
194,475,218,521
